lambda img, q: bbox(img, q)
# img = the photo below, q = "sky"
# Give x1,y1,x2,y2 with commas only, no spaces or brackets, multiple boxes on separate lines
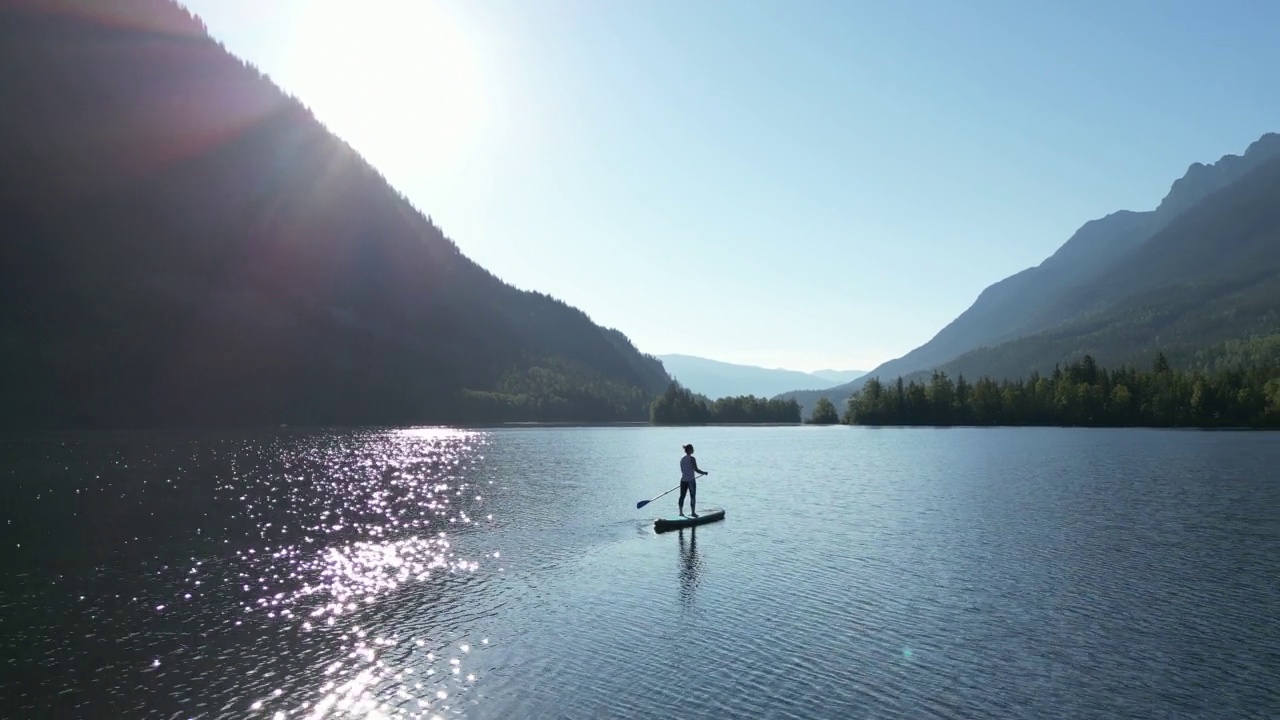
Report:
180,0,1280,373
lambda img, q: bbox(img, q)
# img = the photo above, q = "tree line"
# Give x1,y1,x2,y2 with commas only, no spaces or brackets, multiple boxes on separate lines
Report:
650,382,802,424
835,353,1280,428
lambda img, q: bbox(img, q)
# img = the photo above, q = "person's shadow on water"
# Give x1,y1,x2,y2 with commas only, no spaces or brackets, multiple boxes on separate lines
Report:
678,526,702,608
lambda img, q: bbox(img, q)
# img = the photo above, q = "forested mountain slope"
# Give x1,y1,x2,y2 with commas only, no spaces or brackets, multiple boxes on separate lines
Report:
915,153,1280,384
0,0,670,429
780,133,1280,419
853,133,1280,387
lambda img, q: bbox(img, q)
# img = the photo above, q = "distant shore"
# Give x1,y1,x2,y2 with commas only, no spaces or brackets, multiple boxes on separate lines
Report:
4,420,1275,440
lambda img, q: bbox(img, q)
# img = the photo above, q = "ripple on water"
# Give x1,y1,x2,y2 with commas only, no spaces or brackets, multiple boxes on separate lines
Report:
3,427,1279,719
0,427,502,719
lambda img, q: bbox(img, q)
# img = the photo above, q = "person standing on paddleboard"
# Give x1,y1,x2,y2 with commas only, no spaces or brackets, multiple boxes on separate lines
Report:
679,444,708,517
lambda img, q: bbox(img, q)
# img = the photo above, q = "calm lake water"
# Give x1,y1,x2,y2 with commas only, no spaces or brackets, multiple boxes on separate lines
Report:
1,426,1278,719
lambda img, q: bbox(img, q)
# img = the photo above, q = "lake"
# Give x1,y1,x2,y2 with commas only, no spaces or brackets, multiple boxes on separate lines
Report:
1,425,1278,719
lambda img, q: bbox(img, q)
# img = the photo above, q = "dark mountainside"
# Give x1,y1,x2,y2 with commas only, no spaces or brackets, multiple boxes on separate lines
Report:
781,133,1280,419
0,1,670,430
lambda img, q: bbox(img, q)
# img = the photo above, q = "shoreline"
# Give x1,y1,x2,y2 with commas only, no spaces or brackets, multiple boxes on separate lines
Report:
3,422,1276,441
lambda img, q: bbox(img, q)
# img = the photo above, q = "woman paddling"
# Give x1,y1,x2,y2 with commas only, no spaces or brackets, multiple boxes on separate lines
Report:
679,444,709,517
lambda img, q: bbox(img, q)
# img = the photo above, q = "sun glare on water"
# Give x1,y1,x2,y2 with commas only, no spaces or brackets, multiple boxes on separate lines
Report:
283,0,491,178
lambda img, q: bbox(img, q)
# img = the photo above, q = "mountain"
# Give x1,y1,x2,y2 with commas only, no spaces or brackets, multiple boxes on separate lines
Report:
656,354,854,400
781,132,1280,419
0,0,671,430
921,150,1280,383
862,133,1280,387
808,369,868,385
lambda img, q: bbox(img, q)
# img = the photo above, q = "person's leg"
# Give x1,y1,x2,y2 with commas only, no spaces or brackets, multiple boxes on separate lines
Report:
689,480,697,516
678,481,688,515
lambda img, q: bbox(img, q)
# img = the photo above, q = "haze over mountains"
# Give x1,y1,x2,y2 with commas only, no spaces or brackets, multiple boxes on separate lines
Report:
0,0,670,429
808,369,869,385
783,133,1280,419
657,354,864,400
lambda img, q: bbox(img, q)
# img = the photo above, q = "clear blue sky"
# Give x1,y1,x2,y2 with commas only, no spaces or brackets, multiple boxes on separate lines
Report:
182,0,1280,372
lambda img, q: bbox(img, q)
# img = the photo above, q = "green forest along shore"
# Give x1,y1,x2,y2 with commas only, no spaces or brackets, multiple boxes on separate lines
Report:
814,350,1280,428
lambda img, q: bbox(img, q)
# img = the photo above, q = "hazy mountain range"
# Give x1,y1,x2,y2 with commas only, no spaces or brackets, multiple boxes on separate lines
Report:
807,369,869,385
782,132,1280,419
657,354,865,400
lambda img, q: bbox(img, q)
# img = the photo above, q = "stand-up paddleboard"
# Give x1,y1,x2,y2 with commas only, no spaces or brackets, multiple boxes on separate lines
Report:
653,506,725,533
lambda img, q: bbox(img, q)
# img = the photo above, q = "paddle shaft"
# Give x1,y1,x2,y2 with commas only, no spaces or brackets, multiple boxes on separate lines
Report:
636,472,708,509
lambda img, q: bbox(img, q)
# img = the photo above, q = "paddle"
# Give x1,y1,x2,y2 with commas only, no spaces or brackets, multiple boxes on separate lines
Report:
636,472,708,510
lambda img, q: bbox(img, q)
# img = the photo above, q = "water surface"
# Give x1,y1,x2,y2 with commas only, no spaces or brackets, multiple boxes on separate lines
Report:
2,426,1277,718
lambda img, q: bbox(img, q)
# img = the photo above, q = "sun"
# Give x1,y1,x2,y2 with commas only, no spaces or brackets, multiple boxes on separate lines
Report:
282,0,491,179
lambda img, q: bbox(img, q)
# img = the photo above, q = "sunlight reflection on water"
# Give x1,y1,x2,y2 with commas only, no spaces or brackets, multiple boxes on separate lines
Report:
193,427,494,719
5,427,1277,719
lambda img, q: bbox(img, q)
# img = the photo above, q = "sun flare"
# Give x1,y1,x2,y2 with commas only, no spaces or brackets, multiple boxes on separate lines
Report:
283,0,490,176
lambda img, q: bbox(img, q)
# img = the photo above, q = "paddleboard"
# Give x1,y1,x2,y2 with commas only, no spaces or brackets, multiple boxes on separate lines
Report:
653,506,725,533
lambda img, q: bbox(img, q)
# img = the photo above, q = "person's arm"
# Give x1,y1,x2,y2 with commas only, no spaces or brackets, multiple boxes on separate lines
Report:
692,457,708,475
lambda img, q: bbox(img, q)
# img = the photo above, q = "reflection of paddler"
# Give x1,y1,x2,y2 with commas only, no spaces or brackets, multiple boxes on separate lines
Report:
678,526,700,603
678,444,709,517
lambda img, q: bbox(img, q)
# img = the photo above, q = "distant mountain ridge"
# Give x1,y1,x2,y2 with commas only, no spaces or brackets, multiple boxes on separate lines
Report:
657,354,863,400
808,369,868,385
0,0,671,429
780,132,1280,419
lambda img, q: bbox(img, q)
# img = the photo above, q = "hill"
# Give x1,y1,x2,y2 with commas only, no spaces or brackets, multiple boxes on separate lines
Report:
808,369,868,385
0,0,671,430
920,151,1280,383
781,133,1280,418
865,132,1280,385
656,354,859,399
